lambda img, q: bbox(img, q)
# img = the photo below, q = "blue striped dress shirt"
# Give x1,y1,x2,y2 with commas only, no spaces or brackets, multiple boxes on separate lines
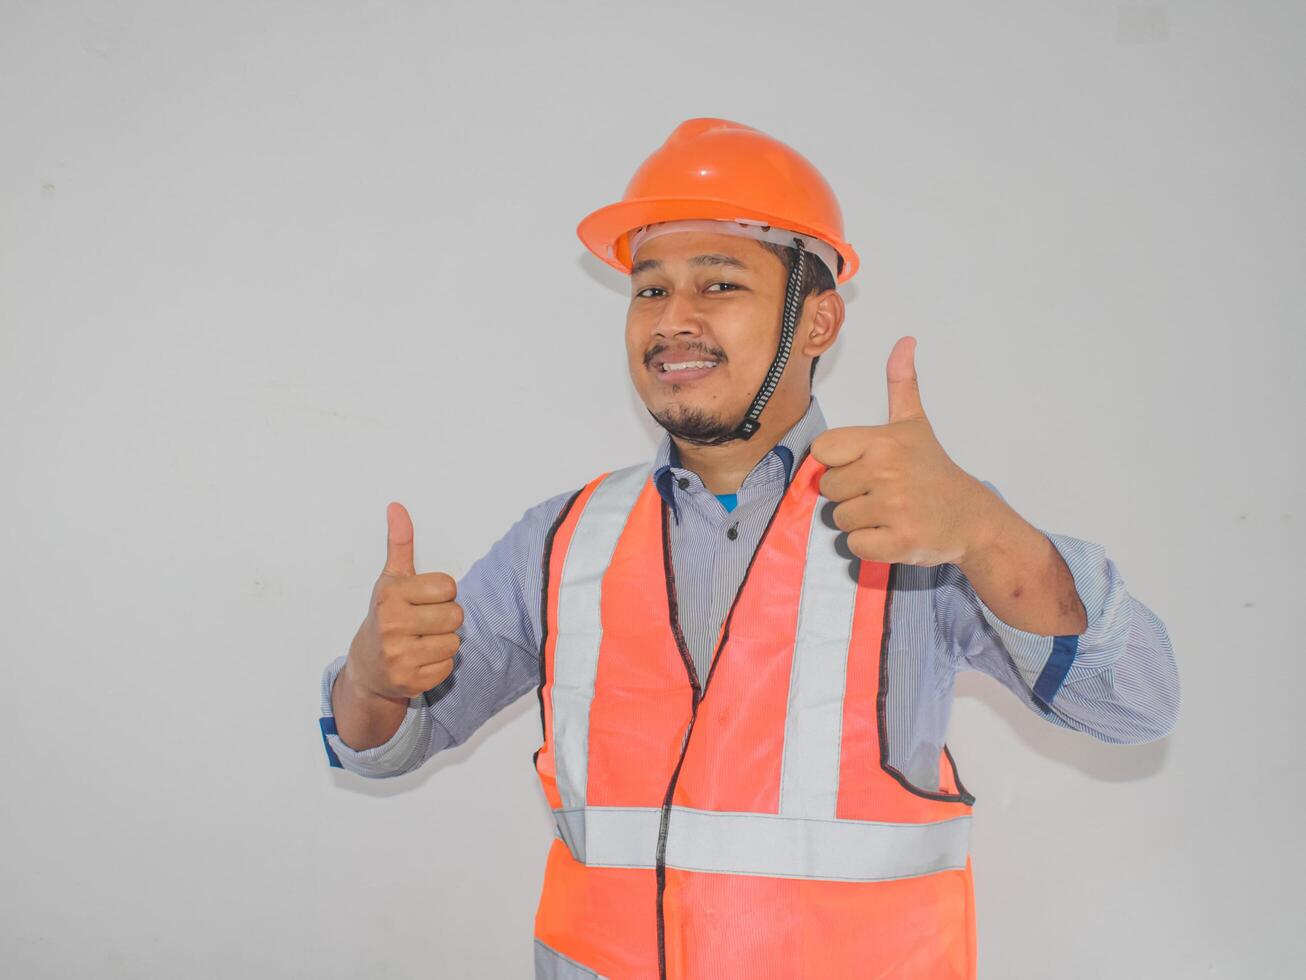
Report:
319,396,1180,791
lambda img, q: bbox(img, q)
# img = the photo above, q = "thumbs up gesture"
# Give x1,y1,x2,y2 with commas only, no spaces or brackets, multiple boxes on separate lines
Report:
344,502,464,701
809,337,1002,567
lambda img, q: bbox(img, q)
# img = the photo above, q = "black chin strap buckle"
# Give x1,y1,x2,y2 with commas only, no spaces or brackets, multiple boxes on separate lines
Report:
731,417,761,441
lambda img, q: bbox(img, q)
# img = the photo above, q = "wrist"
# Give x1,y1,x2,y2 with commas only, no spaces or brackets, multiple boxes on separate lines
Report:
957,483,1019,572
338,658,408,709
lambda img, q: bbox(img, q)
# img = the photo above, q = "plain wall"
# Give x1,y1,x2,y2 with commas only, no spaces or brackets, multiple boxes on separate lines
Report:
2,1,1302,976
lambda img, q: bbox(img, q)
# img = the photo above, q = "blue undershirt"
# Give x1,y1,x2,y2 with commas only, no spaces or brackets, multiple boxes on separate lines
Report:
715,493,738,513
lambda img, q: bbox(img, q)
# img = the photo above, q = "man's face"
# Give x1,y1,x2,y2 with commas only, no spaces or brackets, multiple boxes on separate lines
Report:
625,231,790,444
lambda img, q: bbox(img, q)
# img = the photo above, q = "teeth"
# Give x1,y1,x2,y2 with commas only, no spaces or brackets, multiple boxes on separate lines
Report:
662,360,718,372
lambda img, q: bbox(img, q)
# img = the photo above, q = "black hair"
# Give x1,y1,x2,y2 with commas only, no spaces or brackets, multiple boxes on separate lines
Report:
756,241,838,384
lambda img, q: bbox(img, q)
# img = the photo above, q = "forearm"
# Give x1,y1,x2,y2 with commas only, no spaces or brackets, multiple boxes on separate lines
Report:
940,506,1181,744
332,657,408,751
319,655,433,777
957,497,1087,637
317,490,577,777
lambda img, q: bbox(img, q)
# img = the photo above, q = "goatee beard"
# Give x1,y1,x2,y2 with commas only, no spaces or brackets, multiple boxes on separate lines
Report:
649,405,741,446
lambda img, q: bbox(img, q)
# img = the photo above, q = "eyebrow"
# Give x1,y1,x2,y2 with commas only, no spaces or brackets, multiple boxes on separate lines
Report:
630,253,751,276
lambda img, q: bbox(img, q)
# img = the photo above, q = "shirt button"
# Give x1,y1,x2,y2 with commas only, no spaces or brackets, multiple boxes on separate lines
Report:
677,477,690,490
726,525,739,540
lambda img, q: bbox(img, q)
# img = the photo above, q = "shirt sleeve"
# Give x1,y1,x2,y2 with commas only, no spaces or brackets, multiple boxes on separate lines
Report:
935,481,1181,744
318,488,579,778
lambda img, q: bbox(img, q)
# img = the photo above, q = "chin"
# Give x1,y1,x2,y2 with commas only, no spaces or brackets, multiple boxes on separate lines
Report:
648,400,744,444
647,391,712,419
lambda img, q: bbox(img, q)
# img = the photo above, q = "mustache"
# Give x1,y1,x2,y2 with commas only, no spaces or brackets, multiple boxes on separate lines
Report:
643,342,728,368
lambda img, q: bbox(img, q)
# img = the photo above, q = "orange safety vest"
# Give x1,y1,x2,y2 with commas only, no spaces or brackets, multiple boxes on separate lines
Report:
532,451,977,979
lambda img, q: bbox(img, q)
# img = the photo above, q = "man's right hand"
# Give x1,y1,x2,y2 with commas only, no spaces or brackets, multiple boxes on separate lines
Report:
343,502,464,702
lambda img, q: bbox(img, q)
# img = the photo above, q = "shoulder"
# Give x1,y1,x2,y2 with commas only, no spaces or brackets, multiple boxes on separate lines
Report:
504,460,655,545
505,486,586,545
458,486,585,603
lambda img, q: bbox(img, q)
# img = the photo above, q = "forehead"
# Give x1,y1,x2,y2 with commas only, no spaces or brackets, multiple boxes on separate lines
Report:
629,230,775,273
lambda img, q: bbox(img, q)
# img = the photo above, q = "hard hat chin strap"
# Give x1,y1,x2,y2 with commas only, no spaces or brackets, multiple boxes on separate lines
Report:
729,236,807,442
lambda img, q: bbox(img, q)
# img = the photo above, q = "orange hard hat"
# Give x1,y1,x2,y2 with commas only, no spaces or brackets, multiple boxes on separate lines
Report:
577,117,860,284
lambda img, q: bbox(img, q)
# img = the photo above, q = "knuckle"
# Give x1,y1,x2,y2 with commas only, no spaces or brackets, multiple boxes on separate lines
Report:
832,503,852,532
428,572,457,599
848,529,878,561
430,632,460,658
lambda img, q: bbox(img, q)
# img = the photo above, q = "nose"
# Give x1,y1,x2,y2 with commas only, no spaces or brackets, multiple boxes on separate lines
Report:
652,288,706,340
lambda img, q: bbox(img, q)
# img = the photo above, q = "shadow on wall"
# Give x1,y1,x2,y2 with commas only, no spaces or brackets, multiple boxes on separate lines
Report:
327,695,553,822
328,669,1170,812
953,671,1172,783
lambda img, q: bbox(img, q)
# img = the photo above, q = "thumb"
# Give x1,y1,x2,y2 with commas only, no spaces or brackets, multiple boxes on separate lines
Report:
886,335,927,423
383,501,416,577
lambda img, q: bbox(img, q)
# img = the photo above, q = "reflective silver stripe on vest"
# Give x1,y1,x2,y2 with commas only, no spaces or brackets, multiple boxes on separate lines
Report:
778,497,860,819
552,462,651,811
554,805,971,882
534,938,607,979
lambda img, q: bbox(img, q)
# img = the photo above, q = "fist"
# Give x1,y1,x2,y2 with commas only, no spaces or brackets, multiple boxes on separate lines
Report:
345,502,463,701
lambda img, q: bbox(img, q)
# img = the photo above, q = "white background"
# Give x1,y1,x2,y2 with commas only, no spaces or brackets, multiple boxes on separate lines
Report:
2,1,1302,976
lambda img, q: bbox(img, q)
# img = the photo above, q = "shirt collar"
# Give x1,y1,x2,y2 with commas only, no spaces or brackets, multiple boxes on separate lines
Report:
652,397,829,522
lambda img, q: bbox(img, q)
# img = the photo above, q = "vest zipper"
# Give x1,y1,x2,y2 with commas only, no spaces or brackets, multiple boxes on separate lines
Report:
654,698,698,980
656,498,701,980
652,473,799,979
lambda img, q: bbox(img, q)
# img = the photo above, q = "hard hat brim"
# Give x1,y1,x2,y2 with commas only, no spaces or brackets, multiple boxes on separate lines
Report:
577,197,859,284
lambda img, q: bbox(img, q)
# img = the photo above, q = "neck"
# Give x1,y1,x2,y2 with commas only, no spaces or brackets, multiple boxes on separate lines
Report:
672,395,808,495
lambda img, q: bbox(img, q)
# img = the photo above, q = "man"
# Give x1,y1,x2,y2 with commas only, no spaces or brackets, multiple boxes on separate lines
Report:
319,118,1181,979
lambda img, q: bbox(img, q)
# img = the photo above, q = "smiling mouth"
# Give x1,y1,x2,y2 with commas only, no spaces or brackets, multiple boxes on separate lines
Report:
659,360,719,374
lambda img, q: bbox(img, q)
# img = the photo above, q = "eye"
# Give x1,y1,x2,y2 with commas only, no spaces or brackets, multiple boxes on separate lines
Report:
634,286,665,299
706,282,740,292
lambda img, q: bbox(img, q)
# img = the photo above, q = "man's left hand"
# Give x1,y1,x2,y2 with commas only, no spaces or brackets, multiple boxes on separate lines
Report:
809,336,1005,568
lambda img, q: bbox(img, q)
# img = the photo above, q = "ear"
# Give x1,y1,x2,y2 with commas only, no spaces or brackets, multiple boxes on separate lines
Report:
798,289,845,358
